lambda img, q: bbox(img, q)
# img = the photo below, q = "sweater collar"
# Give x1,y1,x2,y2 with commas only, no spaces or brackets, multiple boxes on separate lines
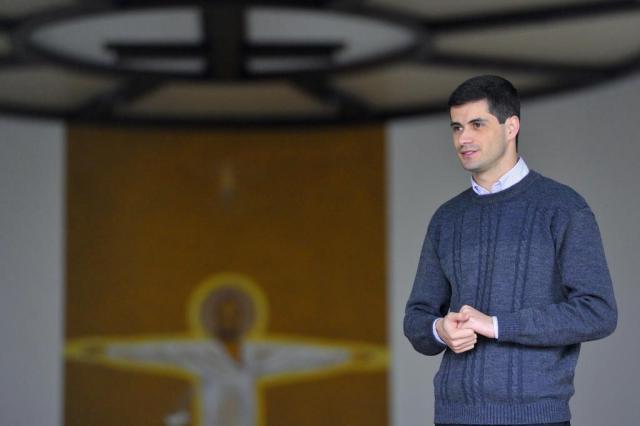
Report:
471,157,530,195
469,169,540,204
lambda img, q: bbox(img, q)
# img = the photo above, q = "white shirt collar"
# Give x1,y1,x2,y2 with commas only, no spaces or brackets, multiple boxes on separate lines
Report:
471,157,530,195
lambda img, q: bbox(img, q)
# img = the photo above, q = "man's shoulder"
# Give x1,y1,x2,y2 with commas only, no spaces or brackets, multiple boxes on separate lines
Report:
532,171,590,212
431,187,473,223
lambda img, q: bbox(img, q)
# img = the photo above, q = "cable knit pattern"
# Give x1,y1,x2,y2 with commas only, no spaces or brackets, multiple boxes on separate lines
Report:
404,170,617,425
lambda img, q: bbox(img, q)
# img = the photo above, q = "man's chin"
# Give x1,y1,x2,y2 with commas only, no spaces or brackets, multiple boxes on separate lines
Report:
459,161,481,173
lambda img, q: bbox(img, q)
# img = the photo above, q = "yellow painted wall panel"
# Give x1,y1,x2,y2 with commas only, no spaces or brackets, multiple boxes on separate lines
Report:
64,125,387,426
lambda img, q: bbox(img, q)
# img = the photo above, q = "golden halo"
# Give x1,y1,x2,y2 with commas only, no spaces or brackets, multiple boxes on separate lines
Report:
188,272,269,338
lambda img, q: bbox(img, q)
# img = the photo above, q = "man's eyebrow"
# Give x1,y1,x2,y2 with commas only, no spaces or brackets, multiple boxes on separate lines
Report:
450,117,487,127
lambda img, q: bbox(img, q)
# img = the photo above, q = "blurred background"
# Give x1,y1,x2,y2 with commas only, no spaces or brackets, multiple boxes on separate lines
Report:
1,1,639,425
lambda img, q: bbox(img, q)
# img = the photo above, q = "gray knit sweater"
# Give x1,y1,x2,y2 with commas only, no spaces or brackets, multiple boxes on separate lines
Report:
404,170,617,425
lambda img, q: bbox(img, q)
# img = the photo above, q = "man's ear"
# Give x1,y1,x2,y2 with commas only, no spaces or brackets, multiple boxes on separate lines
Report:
506,115,520,142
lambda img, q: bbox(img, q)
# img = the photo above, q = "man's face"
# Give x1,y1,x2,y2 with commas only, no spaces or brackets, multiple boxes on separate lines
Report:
449,99,516,176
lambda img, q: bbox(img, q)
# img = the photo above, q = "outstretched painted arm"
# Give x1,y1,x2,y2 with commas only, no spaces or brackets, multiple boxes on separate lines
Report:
66,338,228,374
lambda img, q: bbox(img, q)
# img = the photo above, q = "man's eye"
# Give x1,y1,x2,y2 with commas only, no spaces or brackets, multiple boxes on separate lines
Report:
472,122,483,129
452,126,462,132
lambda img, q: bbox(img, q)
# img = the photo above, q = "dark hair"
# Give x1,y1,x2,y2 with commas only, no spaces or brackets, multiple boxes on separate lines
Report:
448,75,520,148
448,75,520,123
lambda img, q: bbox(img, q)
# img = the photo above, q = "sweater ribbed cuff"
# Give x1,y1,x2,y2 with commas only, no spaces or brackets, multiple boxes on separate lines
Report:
496,311,521,343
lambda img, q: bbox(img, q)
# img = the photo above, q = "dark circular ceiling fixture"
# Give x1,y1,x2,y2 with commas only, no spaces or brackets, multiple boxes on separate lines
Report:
1,0,639,127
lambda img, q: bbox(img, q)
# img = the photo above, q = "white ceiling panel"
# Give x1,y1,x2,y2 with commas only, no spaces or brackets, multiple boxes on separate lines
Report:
334,64,552,109
0,66,117,109
120,82,334,117
367,0,608,19
249,7,413,64
434,10,640,65
30,8,201,66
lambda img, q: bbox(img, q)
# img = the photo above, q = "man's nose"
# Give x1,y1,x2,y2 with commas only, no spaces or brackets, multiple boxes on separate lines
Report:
459,128,472,144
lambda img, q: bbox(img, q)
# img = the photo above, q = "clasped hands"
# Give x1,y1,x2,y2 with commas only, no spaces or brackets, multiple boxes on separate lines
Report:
435,305,495,354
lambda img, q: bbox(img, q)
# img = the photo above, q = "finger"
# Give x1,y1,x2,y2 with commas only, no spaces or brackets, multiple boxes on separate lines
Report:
457,319,475,330
451,334,477,349
450,343,473,354
454,343,476,353
458,315,485,329
451,334,477,348
448,327,476,339
449,335,476,348
448,311,470,322
461,305,478,313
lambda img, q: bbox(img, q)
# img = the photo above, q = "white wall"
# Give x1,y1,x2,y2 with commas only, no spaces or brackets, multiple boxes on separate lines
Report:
0,116,65,426
388,72,640,426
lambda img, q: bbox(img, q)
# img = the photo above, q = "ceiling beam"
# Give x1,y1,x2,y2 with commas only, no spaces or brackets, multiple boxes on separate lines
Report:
611,50,640,77
326,0,368,11
250,42,344,58
200,3,245,80
426,0,640,34
107,42,204,59
0,18,20,31
0,57,29,67
106,41,343,60
422,52,610,81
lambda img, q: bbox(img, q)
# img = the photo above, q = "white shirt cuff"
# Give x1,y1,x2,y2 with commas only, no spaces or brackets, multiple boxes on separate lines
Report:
432,318,446,345
492,316,499,339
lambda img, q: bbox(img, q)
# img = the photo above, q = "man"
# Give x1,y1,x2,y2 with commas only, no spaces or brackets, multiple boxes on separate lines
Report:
403,75,617,426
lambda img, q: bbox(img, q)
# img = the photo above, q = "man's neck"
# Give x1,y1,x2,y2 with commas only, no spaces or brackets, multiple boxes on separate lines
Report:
473,156,519,192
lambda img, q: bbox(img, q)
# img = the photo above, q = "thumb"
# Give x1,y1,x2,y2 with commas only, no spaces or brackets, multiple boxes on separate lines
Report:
449,311,470,322
458,312,471,328
447,312,470,328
